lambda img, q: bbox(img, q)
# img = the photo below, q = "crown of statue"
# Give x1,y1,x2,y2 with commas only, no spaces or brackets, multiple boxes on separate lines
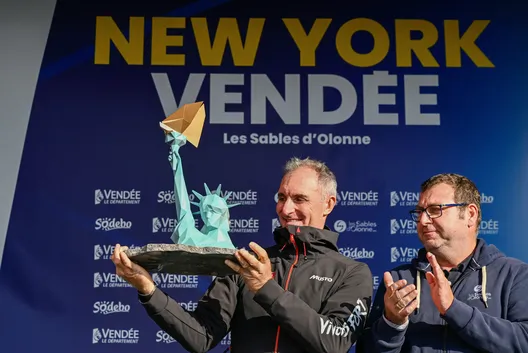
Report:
190,183,240,215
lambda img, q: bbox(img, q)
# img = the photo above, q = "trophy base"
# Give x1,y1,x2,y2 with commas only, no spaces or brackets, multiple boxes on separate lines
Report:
124,243,238,276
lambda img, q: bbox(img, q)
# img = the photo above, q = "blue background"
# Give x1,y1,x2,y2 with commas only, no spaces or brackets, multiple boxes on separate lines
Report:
1,0,527,352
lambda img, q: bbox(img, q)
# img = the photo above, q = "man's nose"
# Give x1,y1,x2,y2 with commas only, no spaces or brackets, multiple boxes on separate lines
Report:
281,198,295,214
419,211,432,226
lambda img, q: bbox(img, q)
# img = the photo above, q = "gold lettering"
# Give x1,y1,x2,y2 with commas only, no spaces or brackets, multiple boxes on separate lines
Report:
94,16,144,65
283,18,332,66
192,18,265,66
395,20,439,67
336,18,390,67
444,20,494,67
151,17,185,66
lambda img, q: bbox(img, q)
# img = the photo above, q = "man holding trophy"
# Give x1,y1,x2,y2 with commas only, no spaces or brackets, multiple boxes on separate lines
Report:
111,102,373,353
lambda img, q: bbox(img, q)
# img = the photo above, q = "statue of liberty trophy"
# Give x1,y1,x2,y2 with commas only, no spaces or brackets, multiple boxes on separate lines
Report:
124,102,243,276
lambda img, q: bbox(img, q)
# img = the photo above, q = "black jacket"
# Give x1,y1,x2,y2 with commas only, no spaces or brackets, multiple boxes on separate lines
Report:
139,225,373,353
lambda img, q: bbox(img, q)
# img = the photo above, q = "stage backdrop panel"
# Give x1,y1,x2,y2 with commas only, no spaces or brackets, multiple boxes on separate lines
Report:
1,0,527,352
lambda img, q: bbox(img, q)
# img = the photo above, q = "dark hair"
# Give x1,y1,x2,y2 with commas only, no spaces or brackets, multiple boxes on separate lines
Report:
421,173,481,228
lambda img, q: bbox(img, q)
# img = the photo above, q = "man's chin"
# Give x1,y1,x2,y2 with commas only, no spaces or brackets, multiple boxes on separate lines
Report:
422,240,443,252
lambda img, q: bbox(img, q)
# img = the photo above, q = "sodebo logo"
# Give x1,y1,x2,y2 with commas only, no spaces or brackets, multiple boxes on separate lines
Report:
93,301,130,315
95,218,132,231
157,190,196,204
339,247,375,259
481,193,494,204
156,330,176,344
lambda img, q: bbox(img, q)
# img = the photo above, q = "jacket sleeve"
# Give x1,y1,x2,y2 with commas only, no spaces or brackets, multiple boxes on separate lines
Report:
355,272,407,353
253,262,373,353
139,275,240,353
441,264,528,352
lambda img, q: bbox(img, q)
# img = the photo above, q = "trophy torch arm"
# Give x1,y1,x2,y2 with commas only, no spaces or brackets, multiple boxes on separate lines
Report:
166,135,195,239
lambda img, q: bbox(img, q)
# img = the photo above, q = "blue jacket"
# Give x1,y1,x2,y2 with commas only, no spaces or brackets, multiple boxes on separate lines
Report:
356,238,528,352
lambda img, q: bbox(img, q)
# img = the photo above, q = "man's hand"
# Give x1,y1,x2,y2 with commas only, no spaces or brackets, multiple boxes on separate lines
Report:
225,242,273,293
110,244,155,295
425,252,454,315
383,272,419,326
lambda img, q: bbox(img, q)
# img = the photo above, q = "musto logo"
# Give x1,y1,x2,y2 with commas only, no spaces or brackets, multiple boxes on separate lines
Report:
92,328,139,344
310,275,333,282
339,247,375,260
152,273,199,289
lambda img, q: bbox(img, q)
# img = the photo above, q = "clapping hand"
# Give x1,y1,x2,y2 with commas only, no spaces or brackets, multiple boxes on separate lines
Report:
383,272,419,325
425,252,454,315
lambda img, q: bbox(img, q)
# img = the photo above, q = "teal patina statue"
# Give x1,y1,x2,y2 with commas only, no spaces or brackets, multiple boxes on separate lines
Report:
165,130,238,249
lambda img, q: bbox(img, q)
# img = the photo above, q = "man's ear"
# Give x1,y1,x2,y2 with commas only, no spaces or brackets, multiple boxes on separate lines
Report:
323,195,337,216
467,203,479,228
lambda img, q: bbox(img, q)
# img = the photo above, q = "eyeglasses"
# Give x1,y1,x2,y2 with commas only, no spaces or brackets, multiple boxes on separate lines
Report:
409,203,468,222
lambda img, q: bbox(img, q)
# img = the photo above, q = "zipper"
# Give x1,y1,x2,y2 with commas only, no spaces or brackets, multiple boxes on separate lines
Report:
273,232,299,353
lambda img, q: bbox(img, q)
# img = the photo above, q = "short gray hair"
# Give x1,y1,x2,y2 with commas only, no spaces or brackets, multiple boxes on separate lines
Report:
283,157,337,199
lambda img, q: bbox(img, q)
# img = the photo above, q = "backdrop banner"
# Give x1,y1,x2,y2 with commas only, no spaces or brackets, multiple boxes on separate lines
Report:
1,0,527,352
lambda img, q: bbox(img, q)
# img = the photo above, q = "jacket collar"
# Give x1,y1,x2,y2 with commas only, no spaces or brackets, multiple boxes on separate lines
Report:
412,238,504,273
273,225,339,254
